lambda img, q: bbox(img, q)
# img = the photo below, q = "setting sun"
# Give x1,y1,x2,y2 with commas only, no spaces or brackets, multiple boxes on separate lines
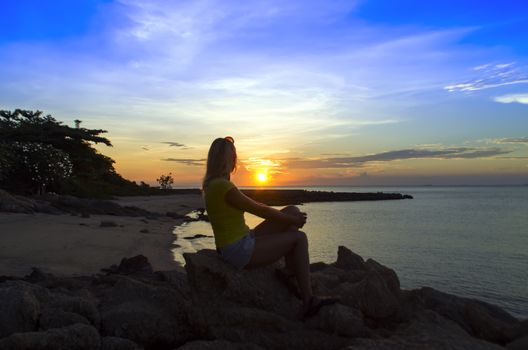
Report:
256,172,268,183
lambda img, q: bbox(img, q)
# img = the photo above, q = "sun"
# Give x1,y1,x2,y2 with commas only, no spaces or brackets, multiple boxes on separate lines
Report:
256,172,268,183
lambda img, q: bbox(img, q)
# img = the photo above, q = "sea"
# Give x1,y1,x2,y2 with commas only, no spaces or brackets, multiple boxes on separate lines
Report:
172,186,528,319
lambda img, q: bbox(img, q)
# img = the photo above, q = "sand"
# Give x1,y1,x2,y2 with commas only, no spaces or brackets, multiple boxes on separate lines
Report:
0,194,204,277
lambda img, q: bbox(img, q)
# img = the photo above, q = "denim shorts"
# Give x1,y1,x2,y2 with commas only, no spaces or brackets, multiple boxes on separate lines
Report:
217,230,256,270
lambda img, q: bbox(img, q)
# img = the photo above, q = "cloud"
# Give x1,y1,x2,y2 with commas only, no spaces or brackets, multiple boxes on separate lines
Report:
282,147,513,169
162,158,206,166
161,141,187,147
444,63,528,92
496,137,528,144
493,94,528,104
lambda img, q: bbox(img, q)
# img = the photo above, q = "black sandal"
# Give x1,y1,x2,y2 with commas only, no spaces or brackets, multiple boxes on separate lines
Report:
275,268,301,299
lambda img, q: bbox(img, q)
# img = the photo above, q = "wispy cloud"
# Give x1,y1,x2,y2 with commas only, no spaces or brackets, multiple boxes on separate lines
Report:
162,158,206,166
282,147,513,169
496,137,528,144
444,63,528,92
161,141,187,147
493,93,528,104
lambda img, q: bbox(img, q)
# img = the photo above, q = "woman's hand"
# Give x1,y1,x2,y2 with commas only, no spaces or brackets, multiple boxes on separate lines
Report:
290,211,307,229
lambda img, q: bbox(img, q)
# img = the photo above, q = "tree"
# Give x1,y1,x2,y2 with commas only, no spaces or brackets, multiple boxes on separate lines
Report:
3,142,73,194
156,173,174,189
0,109,133,197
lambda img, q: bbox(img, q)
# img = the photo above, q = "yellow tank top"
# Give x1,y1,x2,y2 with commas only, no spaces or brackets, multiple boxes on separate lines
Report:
203,177,250,248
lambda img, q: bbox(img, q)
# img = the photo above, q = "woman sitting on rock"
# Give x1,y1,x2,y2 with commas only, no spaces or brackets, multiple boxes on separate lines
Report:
202,136,338,320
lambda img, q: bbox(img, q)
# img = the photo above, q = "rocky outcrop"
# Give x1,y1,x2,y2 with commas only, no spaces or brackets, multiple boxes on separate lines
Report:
241,189,413,206
0,246,525,350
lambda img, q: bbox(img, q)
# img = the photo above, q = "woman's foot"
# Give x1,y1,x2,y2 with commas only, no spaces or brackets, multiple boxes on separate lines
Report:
298,295,340,321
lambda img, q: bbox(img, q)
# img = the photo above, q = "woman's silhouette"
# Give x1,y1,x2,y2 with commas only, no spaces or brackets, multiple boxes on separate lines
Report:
202,136,337,319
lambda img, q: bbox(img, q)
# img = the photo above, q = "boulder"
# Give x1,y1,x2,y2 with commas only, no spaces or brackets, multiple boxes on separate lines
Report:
202,306,352,350
333,246,366,271
39,308,91,330
97,274,193,349
364,258,400,295
101,336,141,350
177,340,265,349
0,281,41,337
183,250,355,350
334,270,400,320
115,255,153,275
305,303,371,338
411,287,519,344
183,249,299,319
0,323,100,350
506,335,528,350
46,293,100,327
347,310,504,350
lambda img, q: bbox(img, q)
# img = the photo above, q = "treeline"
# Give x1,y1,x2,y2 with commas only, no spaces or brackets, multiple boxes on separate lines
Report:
0,109,172,198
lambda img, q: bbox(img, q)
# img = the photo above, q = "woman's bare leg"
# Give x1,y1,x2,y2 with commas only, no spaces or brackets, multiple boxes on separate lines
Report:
252,205,302,274
252,205,301,237
245,230,312,303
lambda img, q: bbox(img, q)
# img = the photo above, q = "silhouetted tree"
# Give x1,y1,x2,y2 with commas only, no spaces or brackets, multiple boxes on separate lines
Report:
0,109,140,197
157,173,174,189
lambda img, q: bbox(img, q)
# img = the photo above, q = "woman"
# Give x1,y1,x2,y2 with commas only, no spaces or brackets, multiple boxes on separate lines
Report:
202,136,338,320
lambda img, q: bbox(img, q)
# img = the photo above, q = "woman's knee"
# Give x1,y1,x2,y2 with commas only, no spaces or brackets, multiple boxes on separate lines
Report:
281,205,300,214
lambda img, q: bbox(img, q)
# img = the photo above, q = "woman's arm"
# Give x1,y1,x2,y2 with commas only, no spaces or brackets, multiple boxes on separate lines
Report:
225,187,305,227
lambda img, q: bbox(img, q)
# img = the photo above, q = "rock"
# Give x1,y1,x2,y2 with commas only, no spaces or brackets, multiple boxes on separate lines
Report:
333,246,365,271
183,249,358,350
100,221,118,227
347,310,504,350
47,294,100,327
183,234,208,240
139,229,149,233
116,255,153,275
0,323,100,350
177,339,265,349
97,274,193,349
305,303,371,338
39,308,90,330
333,270,400,319
411,287,519,343
200,304,352,350
0,245,523,350
101,336,141,350
0,281,41,337
0,189,37,213
506,335,528,350
504,319,528,343
364,258,400,295
183,249,299,319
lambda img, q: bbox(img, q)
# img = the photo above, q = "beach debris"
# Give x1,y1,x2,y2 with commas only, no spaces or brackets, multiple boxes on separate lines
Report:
183,234,209,240
100,221,118,227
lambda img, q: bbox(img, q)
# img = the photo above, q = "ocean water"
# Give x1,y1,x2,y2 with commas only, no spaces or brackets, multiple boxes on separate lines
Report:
172,186,528,318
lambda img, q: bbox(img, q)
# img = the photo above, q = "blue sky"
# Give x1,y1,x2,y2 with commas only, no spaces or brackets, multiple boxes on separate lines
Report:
1,0,527,185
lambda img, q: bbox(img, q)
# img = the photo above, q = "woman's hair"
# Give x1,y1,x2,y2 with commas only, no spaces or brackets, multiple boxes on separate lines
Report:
202,136,237,191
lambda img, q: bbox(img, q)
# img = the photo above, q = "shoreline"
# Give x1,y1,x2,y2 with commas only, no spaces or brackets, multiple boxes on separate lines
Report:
0,193,205,277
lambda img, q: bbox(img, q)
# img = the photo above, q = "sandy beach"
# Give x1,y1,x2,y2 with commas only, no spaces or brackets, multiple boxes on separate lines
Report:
0,193,204,277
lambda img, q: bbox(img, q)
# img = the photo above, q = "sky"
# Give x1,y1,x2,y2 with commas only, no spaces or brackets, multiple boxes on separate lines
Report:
1,0,527,186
